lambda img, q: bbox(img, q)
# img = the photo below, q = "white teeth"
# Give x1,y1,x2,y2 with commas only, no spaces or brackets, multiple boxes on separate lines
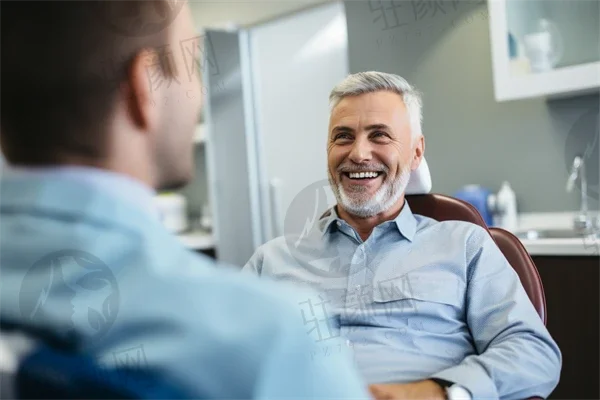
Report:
348,171,379,179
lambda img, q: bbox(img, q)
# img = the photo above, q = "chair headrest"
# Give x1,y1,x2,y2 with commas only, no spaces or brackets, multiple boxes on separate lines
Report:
405,157,432,195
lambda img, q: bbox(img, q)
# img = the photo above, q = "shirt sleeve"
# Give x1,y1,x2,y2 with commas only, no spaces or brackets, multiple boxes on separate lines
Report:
239,255,367,399
431,226,561,400
254,301,370,399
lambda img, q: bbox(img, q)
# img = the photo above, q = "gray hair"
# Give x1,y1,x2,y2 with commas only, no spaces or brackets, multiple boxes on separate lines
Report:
329,71,423,139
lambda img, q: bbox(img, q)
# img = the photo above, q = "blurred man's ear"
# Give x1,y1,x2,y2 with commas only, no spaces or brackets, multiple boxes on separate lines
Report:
411,135,425,172
125,49,161,134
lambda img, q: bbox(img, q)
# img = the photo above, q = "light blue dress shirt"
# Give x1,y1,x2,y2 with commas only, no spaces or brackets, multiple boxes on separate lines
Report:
0,166,369,399
243,202,562,400
3,166,161,219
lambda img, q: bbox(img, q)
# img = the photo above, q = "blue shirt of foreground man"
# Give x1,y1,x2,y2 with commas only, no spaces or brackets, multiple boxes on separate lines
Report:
0,2,368,398
244,71,561,400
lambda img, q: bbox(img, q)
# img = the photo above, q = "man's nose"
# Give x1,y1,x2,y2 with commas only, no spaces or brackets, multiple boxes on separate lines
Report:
348,136,373,164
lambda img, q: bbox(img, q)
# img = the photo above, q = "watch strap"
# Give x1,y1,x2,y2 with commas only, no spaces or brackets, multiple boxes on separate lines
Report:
430,377,455,388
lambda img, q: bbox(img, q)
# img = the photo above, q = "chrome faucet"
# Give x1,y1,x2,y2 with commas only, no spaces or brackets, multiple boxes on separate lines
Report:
566,155,594,232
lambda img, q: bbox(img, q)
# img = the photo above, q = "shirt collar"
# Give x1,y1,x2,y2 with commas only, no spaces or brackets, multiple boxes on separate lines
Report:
393,201,417,241
2,165,160,221
319,206,341,237
319,200,417,242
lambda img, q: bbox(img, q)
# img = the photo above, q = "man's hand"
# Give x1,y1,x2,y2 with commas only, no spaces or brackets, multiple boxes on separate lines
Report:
368,380,446,400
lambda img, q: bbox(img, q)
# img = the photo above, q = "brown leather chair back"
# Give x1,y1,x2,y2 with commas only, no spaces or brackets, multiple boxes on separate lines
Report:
489,228,546,324
405,194,488,227
405,193,547,325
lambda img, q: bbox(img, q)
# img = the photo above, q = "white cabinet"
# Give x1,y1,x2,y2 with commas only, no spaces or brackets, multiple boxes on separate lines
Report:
488,0,600,102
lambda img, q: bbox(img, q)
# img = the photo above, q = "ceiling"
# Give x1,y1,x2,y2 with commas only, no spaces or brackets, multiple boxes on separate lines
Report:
189,0,333,29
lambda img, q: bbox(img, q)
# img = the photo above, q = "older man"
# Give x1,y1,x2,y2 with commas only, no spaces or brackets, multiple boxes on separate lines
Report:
243,71,561,400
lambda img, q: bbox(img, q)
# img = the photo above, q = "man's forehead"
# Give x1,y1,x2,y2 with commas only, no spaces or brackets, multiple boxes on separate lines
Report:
332,92,404,116
336,91,404,109
330,91,406,125
329,108,396,128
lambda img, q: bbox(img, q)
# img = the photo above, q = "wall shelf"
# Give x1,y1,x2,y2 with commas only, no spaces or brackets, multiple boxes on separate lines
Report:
488,0,600,102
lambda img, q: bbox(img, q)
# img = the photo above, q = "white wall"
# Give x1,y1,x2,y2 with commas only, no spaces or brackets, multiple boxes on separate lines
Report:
189,0,332,29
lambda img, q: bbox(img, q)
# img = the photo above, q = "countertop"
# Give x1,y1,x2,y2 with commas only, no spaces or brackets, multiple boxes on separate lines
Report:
510,211,600,256
516,237,600,256
172,213,600,256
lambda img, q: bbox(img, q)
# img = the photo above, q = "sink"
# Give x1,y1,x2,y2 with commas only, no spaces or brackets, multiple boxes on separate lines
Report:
515,228,599,240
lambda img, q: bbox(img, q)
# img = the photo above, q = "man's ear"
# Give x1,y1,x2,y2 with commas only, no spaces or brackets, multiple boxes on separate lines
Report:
124,49,160,133
411,134,425,171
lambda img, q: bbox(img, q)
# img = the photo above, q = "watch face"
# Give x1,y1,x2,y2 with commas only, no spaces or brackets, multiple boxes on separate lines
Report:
447,384,472,400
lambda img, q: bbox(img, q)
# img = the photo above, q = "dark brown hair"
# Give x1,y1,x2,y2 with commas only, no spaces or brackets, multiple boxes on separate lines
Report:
1,1,177,165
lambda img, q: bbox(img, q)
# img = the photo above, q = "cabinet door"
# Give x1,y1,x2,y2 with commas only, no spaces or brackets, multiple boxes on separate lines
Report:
489,0,600,101
534,256,599,399
506,0,599,71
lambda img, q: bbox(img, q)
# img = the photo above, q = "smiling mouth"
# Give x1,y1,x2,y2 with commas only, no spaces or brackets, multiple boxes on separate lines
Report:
342,171,383,180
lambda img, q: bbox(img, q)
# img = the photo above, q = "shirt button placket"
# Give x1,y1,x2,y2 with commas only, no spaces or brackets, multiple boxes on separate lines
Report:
346,245,368,310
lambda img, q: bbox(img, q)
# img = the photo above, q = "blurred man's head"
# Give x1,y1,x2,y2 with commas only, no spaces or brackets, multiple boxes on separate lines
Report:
327,72,424,218
1,0,202,190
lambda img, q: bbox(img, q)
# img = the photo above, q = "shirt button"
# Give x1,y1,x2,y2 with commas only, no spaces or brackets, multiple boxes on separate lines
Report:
336,221,342,226
345,339,352,347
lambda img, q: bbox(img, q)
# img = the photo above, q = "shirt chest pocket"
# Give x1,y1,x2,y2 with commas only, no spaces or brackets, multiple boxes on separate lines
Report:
372,273,465,310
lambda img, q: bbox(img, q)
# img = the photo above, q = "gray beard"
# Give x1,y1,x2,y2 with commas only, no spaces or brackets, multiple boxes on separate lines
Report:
328,166,411,218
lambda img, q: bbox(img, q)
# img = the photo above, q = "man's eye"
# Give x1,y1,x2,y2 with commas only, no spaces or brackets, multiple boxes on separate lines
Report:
334,133,352,141
372,131,388,138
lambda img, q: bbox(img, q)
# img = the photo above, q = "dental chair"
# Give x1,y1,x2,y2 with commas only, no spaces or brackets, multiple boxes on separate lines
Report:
0,319,190,399
404,161,546,399
405,159,547,324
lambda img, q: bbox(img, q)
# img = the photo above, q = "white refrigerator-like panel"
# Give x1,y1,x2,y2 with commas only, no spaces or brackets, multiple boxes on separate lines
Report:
249,2,349,242
206,2,349,267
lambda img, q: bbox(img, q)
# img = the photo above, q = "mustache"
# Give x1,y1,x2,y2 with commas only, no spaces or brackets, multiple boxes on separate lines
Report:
337,163,389,173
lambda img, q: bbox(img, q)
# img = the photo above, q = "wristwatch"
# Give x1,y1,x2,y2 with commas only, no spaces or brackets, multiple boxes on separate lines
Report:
430,378,472,400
